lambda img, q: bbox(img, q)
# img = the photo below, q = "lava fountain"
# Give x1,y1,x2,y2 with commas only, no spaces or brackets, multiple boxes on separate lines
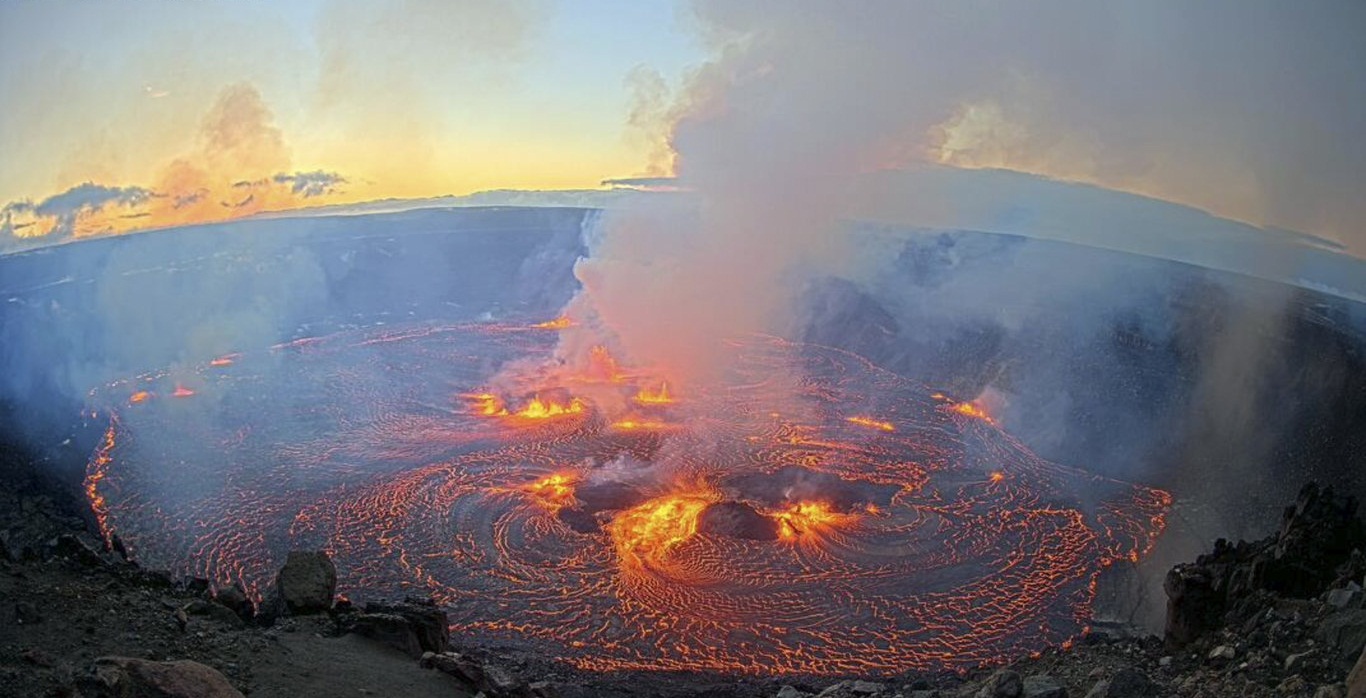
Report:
83,318,1169,675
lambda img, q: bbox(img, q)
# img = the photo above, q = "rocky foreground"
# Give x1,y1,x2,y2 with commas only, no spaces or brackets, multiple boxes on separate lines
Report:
4,436,1366,698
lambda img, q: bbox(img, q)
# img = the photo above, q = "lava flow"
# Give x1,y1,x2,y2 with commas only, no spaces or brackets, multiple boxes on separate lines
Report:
83,319,1170,676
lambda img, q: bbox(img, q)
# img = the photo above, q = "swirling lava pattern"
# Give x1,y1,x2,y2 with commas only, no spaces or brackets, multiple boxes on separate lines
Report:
85,321,1169,676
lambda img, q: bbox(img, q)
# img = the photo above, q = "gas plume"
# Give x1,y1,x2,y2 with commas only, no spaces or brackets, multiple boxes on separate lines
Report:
559,0,1366,438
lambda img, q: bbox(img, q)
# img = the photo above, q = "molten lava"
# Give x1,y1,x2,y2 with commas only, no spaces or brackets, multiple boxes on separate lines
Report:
84,322,1171,676
521,473,578,513
610,418,675,431
171,385,195,398
633,382,674,405
128,391,151,404
609,491,715,565
772,501,855,540
464,392,509,416
846,415,895,432
531,316,574,330
949,401,995,424
513,395,585,420
209,354,237,367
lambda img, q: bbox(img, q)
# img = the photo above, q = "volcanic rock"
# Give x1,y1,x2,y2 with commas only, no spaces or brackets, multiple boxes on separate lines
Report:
528,680,558,698
14,600,42,625
698,501,780,541
817,680,886,697
180,599,245,628
1208,644,1236,661
1164,562,1223,647
212,583,254,622
55,532,107,566
1271,484,1365,597
975,670,1022,698
1330,583,1364,610
1164,482,1366,648
482,662,527,696
1349,646,1366,698
1022,674,1066,698
347,613,424,658
1317,609,1366,662
361,597,450,654
1286,650,1316,672
577,480,642,507
1084,667,1151,698
776,687,808,698
80,656,244,698
273,550,336,614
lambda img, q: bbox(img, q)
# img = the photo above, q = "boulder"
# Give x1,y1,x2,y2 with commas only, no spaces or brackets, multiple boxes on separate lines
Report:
55,532,107,566
1207,645,1236,662
80,656,243,698
1286,650,1315,673
180,599,245,628
975,670,1022,698
348,613,424,657
482,662,527,696
1022,674,1067,698
273,550,336,614
1330,583,1364,610
212,584,254,622
1349,645,1366,698
362,597,449,654
1164,563,1224,647
1318,609,1366,662
1086,668,1151,698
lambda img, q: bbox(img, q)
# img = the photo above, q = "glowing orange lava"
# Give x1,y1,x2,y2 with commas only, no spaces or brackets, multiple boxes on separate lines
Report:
610,418,675,431
128,391,151,404
83,421,118,546
86,323,1173,677
633,382,674,405
171,385,195,398
772,501,856,540
464,392,509,416
514,395,585,420
846,415,895,432
532,317,574,330
521,473,578,513
209,354,237,367
949,402,995,424
609,491,715,565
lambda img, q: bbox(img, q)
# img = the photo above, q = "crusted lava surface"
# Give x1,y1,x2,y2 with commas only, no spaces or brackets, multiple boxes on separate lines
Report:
81,320,1168,676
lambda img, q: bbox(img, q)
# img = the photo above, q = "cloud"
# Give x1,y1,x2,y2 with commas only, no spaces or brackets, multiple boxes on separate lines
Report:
273,171,347,198
0,183,151,241
34,182,151,219
1,84,351,250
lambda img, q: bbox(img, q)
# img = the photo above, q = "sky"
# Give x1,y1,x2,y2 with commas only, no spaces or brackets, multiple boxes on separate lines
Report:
1,1,1363,255
0,0,702,240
